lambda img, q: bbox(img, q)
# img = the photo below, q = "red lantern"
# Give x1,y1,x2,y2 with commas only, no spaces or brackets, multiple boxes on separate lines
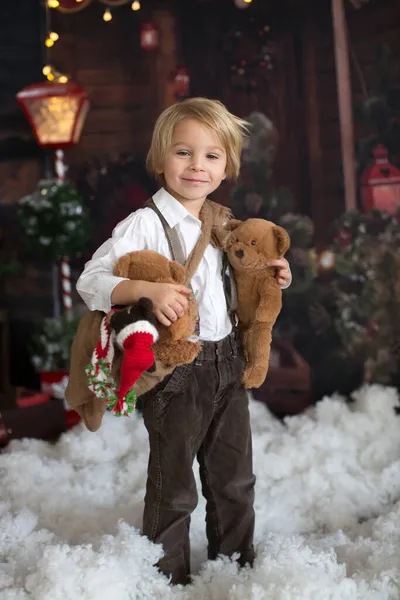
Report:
361,145,400,214
140,21,158,51
16,81,89,149
174,67,190,100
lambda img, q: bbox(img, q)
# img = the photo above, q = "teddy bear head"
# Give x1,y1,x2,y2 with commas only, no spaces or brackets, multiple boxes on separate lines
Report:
113,250,185,283
220,218,290,273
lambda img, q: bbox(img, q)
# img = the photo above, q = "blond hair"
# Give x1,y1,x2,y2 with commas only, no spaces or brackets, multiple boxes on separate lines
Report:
146,97,249,180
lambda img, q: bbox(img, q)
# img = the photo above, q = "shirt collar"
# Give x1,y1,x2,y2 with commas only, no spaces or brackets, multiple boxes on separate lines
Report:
152,187,201,229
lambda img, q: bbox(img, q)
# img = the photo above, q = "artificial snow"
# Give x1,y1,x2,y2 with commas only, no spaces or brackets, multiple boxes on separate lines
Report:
1,384,400,599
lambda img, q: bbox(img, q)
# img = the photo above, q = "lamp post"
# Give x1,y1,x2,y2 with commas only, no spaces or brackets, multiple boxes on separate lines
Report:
17,80,90,318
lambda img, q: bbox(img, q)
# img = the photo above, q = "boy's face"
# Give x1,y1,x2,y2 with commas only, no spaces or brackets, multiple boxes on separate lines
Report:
161,119,227,207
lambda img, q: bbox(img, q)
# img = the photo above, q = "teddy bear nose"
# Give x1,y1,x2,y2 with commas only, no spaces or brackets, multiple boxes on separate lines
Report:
235,249,244,259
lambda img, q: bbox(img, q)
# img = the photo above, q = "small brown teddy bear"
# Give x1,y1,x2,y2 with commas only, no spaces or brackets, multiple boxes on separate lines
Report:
113,250,201,365
66,250,201,431
216,218,290,389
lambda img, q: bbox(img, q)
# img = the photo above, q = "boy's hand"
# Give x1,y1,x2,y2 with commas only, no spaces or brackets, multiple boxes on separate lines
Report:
145,282,192,327
265,258,292,288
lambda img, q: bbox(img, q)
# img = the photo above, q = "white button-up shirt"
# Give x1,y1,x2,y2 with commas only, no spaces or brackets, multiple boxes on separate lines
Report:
77,187,233,341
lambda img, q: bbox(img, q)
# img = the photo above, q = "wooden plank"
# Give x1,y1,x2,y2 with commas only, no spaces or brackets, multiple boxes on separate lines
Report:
332,0,357,211
83,106,155,132
84,83,151,108
301,0,325,246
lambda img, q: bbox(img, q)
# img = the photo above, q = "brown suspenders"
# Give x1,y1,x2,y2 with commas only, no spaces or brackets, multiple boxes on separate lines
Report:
147,199,237,330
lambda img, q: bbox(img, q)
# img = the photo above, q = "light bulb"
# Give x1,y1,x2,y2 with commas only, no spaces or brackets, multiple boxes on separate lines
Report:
103,8,112,21
48,0,60,7
42,65,52,76
47,73,55,81
131,0,141,10
45,38,54,47
49,31,59,42
244,0,252,3
59,75,68,83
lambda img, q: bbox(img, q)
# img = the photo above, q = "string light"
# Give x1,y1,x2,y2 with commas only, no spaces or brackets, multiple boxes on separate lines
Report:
42,64,69,83
131,1,141,10
43,0,70,84
103,8,112,21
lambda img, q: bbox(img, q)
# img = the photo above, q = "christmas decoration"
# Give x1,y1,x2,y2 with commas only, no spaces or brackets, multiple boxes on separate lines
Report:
18,180,92,262
173,67,190,101
140,21,158,51
55,0,93,12
54,149,74,316
223,19,276,89
233,0,252,8
86,310,158,416
18,178,92,324
30,310,82,372
55,0,135,12
16,82,89,149
354,43,400,175
328,208,400,384
361,145,400,213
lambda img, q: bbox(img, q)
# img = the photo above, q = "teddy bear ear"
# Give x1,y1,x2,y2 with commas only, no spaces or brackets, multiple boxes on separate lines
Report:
225,219,242,231
273,226,290,257
212,219,242,250
113,254,133,277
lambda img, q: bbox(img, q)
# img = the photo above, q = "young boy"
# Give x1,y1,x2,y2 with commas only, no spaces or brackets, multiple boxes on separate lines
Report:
76,98,291,585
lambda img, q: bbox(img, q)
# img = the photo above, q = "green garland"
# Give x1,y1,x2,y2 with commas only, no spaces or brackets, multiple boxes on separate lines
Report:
330,209,400,383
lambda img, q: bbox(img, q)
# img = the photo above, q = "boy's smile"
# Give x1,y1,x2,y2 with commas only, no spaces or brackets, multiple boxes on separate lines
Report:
160,118,227,216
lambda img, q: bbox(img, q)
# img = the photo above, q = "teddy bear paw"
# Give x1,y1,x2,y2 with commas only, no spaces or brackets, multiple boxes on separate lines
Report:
241,366,267,389
156,339,201,366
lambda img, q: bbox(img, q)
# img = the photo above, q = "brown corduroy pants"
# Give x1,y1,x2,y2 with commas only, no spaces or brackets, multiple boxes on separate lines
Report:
141,329,256,585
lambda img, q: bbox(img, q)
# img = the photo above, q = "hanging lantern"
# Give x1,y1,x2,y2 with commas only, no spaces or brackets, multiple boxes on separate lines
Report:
16,81,89,149
361,145,400,214
140,21,158,51
99,0,133,4
55,0,93,12
174,67,190,101
233,0,252,8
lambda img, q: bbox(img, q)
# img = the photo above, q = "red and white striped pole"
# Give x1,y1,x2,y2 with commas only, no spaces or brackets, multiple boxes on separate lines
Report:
55,149,72,318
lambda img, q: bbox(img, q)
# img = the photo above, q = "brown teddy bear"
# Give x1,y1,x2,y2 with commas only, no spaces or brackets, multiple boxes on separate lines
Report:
65,250,201,431
215,218,290,389
113,250,201,365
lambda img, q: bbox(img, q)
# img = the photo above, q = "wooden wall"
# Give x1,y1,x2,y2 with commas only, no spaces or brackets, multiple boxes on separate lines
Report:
179,0,400,245
0,1,178,387
178,0,307,211
309,0,400,241
50,3,176,163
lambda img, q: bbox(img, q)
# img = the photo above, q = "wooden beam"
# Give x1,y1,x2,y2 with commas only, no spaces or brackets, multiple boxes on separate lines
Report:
302,1,325,247
332,0,357,212
153,9,178,111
